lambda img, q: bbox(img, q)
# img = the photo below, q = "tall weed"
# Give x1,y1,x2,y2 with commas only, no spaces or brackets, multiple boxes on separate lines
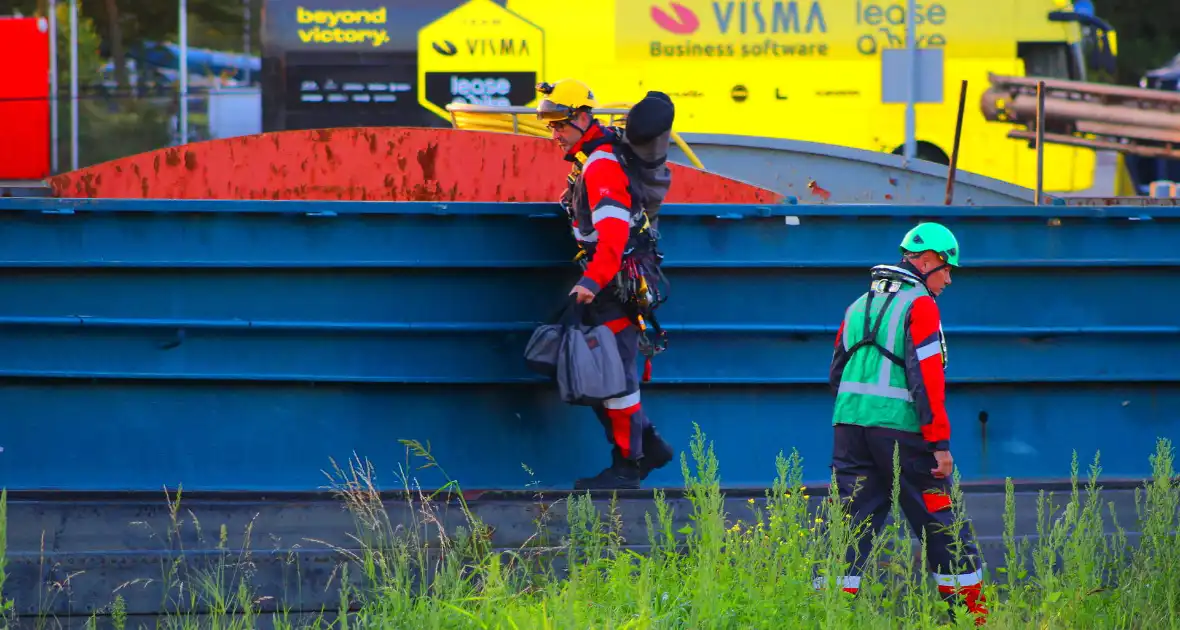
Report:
3,432,1177,629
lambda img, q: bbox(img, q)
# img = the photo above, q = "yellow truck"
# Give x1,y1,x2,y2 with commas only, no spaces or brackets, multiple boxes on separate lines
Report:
413,0,1117,193
264,0,1117,193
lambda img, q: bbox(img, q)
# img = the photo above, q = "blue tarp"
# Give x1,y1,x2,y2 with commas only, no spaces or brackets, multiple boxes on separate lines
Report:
127,41,261,81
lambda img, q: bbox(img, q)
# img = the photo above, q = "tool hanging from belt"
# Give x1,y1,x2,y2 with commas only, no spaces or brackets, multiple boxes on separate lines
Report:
564,149,670,382
573,224,669,382
629,258,669,383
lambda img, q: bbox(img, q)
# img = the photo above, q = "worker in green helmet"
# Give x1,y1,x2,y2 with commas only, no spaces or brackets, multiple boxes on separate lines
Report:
820,222,989,626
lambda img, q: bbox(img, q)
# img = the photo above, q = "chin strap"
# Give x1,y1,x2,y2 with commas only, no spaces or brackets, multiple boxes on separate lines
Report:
893,257,947,298
923,261,950,280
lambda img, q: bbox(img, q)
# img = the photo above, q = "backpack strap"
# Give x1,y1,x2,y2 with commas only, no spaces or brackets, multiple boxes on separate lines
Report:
617,140,667,169
571,128,671,380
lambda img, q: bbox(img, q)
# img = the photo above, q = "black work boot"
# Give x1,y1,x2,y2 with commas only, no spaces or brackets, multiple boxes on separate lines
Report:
639,427,674,480
574,454,642,491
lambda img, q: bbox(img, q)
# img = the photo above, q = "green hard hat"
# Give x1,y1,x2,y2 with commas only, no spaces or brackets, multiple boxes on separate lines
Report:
900,222,960,267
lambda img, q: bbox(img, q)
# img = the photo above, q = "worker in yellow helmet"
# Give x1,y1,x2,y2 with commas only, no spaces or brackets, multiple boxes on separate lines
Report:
535,78,676,490
536,78,599,143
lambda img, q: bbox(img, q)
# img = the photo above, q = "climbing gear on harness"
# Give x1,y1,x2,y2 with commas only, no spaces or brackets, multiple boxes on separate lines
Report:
572,237,669,380
559,90,677,382
620,250,669,371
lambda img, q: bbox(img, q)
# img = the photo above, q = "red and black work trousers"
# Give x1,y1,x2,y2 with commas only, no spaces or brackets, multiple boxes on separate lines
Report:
589,320,653,461
822,424,988,623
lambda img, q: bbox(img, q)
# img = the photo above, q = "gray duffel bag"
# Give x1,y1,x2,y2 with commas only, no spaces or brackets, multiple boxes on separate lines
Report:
524,296,629,406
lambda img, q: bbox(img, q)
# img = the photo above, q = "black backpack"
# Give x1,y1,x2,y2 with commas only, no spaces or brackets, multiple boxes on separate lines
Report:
609,91,676,362
568,91,677,367
611,90,675,235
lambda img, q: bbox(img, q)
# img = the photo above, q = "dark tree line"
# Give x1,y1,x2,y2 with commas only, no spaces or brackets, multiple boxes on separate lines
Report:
1093,0,1180,83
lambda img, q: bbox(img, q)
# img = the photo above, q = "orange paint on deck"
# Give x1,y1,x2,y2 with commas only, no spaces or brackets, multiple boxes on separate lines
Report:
48,128,782,204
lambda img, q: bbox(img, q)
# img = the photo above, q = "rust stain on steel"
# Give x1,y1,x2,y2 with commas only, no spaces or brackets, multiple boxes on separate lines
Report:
46,128,783,204
416,142,439,181
807,179,832,202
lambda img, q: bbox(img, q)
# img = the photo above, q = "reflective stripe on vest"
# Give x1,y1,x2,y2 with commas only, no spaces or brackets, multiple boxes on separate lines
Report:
571,150,642,245
837,284,925,402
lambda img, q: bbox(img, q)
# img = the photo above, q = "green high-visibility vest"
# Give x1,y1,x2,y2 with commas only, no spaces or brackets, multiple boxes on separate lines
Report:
832,274,945,433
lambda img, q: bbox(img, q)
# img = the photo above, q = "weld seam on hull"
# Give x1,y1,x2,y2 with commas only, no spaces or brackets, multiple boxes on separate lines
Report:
4,198,1180,219
0,370,1175,384
0,259,1179,269
0,316,1176,336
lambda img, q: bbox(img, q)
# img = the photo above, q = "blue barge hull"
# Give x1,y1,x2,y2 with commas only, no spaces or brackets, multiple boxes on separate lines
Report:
0,198,1177,492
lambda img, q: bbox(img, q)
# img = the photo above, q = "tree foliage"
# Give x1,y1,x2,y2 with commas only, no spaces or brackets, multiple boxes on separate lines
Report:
1092,0,1180,84
8,0,258,59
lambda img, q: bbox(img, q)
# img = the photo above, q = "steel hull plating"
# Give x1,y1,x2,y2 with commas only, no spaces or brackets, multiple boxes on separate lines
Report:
0,199,1176,492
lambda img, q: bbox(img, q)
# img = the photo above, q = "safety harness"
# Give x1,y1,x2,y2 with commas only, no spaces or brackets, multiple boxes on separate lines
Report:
564,130,670,380
843,265,947,370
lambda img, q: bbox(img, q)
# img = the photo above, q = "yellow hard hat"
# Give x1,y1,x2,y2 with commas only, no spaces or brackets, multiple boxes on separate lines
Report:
535,79,597,121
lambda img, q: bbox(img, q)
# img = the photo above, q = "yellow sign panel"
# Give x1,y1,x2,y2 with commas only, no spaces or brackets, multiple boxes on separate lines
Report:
618,1,1012,62
294,6,390,48
417,0,546,120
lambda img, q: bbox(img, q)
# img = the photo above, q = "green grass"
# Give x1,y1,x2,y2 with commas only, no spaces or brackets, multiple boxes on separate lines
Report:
1,428,1178,629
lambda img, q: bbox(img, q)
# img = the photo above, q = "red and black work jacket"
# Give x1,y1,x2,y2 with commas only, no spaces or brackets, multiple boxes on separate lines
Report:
561,121,647,299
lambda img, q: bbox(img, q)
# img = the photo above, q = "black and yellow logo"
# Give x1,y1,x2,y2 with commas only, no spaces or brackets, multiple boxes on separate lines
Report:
417,0,546,120
730,84,749,102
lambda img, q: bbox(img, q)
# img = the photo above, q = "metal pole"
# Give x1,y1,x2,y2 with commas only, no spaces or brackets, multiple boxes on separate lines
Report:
48,0,59,173
1035,80,1045,205
243,0,251,84
904,0,917,160
179,0,189,145
944,79,968,205
68,0,78,171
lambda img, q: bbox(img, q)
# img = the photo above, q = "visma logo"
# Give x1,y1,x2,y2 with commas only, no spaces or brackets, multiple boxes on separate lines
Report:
432,40,457,56
651,2,699,34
